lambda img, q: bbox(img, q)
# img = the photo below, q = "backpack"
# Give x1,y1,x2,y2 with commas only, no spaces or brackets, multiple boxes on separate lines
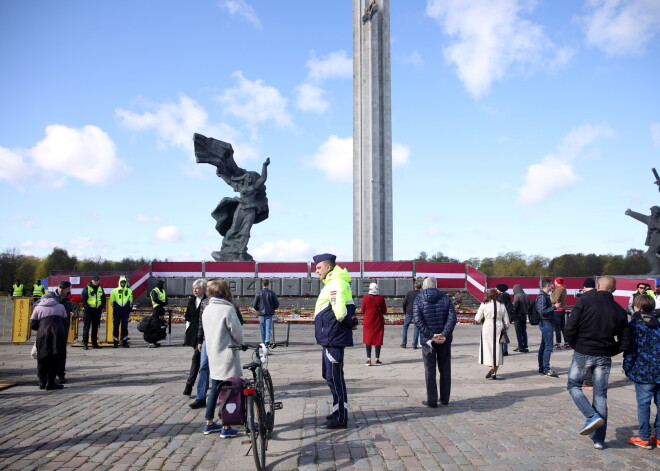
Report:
217,377,246,426
528,298,541,326
137,315,150,333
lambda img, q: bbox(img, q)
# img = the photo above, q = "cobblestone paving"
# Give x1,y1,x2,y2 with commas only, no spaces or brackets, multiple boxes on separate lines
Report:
1,323,659,470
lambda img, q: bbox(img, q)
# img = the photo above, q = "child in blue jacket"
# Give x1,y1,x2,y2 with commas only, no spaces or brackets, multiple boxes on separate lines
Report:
623,294,660,449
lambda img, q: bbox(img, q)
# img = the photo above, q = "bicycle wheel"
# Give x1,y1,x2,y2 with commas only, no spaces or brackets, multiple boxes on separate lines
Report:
263,369,275,437
247,394,266,471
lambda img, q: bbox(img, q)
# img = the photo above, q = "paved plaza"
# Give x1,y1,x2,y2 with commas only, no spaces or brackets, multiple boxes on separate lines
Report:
1,321,659,471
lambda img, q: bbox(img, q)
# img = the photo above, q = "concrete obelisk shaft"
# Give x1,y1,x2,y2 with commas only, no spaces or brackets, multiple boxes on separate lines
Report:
353,0,393,262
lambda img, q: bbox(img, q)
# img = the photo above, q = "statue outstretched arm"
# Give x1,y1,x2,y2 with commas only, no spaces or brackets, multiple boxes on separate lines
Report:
256,158,270,187
625,209,650,225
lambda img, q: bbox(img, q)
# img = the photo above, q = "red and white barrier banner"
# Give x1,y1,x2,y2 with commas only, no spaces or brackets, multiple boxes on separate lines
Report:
415,263,465,289
206,262,256,278
151,262,203,278
467,266,486,301
47,275,120,296
257,262,308,278
612,278,656,310
337,262,361,278
363,261,413,278
488,277,540,301
129,263,150,299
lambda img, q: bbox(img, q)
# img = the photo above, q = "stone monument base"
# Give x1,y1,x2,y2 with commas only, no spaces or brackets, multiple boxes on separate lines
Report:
211,250,255,262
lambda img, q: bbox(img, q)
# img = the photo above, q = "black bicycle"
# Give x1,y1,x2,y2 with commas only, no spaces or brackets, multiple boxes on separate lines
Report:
231,325,289,471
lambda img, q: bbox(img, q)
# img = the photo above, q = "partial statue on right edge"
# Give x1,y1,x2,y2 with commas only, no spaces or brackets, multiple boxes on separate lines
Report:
624,168,660,275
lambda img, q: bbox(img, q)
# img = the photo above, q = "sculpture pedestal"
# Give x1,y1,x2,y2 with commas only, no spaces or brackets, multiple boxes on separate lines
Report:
211,250,255,262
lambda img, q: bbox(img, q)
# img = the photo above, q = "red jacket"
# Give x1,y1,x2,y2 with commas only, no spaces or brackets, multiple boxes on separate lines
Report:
361,294,387,346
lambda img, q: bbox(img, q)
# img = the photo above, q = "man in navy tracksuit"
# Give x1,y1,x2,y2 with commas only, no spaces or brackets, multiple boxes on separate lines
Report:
313,253,358,429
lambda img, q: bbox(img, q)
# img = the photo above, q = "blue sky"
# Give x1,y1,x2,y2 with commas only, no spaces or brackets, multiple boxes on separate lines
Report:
1,0,659,264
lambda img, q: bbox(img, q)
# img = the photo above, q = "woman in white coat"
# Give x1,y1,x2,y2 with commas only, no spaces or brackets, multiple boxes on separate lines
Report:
202,278,244,438
475,289,510,380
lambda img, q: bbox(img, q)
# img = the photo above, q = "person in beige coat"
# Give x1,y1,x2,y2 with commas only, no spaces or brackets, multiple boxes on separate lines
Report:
475,289,510,380
201,279,244,438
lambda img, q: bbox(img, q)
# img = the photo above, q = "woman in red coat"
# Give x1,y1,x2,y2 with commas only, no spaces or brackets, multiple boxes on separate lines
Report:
361,283,387,365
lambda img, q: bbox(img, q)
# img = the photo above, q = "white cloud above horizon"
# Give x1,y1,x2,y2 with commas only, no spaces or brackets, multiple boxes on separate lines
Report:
0,124,128,188
251,238,313,261
218,71,293,128
221,0,262,29
426,0,573,98
581,0,660,55
295,84,330,113
517,124,614,205
154,225,182,242
307,136,410,182
306,50,353,82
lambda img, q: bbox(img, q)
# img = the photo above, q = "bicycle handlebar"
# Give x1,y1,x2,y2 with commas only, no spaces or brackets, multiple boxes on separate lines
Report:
229,341,289,352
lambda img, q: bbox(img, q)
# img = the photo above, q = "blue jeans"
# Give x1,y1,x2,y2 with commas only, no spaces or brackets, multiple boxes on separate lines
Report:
205,379,221,421
538,320,554,371
634,382,660,440
196,341,209,401
567,351,611,443
514,315,528,350
401,313,419,347
259,315,273,343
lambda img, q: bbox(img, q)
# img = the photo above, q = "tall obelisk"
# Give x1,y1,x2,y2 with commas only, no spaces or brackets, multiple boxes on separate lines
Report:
353,0,393,262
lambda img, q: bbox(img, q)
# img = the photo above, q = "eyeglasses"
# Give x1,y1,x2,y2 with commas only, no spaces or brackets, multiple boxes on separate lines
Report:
638,286,646,289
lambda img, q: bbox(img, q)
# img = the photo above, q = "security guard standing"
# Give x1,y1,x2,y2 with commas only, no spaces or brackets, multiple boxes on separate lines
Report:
12,279,24,297
81,275,106,350
150,279,168,311
312,253,358,429
110,276,133,348
32,280,46,301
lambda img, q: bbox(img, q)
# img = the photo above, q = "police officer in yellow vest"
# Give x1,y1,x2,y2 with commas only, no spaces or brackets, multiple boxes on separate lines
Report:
32,280,46,300
12,280,24,297
81,276,106,350
150,279,168,311
110,276,133,348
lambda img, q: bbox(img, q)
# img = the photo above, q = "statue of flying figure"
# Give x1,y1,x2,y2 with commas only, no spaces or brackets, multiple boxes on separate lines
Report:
625,168,660,275
194,133,270,262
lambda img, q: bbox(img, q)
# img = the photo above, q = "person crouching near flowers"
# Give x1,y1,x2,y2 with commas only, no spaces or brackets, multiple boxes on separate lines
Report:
201,278,244,438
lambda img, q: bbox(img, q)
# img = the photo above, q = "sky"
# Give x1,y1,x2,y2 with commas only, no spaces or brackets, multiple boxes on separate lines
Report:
1,0,659,264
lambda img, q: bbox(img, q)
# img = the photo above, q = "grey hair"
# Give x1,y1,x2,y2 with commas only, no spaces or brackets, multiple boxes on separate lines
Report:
422,277,437,290
192,278,207,293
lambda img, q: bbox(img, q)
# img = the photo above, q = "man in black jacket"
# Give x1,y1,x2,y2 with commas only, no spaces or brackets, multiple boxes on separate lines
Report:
414,277,457,408
564,275,631,450
253,279,280,344
401,281,421,348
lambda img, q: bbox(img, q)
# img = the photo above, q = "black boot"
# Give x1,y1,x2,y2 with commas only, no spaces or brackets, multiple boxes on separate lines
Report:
113,340,119,348
83,343,89,350
39,381,46,390
46,382,64,390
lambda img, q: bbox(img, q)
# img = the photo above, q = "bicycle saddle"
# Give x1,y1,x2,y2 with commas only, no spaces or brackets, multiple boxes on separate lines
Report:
242,362,259,371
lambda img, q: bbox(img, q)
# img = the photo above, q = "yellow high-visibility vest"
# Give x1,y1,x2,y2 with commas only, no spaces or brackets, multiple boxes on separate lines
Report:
12,284,24,296
33,284,45,297
86,285,104,307
151,287,167,307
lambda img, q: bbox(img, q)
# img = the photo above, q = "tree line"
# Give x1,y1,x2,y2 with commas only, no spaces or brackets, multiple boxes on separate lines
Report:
414,249,650,277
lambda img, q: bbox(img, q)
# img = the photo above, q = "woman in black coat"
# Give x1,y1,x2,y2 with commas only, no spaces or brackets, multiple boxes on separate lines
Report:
183,279,207,396
30,297,68,390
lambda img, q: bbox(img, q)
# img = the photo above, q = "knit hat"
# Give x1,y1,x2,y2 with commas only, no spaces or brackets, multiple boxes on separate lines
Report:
554,277,565,285
368,282,379,293
583,278,596,289
495,284,508,293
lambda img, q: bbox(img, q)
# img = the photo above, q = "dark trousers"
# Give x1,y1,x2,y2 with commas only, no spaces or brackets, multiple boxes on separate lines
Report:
552,311,566,344
322,346,348,424
38,354,63,385
83,307,102,345
514,315,528,350
57,349,66,379
422,341,452,406
186,347,201,388
113,310,130,343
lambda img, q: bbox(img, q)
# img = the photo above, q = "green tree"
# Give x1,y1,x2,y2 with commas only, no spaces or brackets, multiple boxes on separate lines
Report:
0,248,24,294
35,247,78,279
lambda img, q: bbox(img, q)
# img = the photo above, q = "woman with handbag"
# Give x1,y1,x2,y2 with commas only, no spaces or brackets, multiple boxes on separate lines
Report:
361,283,387,366
475,289,510,380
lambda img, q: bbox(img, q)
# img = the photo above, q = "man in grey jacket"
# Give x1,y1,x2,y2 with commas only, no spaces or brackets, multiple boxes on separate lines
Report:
253,279,279,344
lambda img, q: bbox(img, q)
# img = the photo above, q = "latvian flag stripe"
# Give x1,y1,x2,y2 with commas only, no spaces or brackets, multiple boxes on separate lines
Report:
151,271,203,277
258,263,308,278
206,272,256,278
416,273,464,279
363,271,411,277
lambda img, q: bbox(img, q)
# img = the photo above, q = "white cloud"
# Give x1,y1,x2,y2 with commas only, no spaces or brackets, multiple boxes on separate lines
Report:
21,240,58,250
154,225,182,242
517,124,614,205
218,71,293,128
68,237,108,250
306,50,353,82
426,0,572,98
117,95,237,154
1,125,128,188
221,0,262,29
306,135,353,182
652,123,660,146
295,84,330,113
581,0,660,55
251,239,312,261
307,136,410,182
401,51,425,67
11,216,36,228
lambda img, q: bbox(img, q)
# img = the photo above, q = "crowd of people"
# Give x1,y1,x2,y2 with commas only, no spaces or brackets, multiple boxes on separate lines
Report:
21,260,660,449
